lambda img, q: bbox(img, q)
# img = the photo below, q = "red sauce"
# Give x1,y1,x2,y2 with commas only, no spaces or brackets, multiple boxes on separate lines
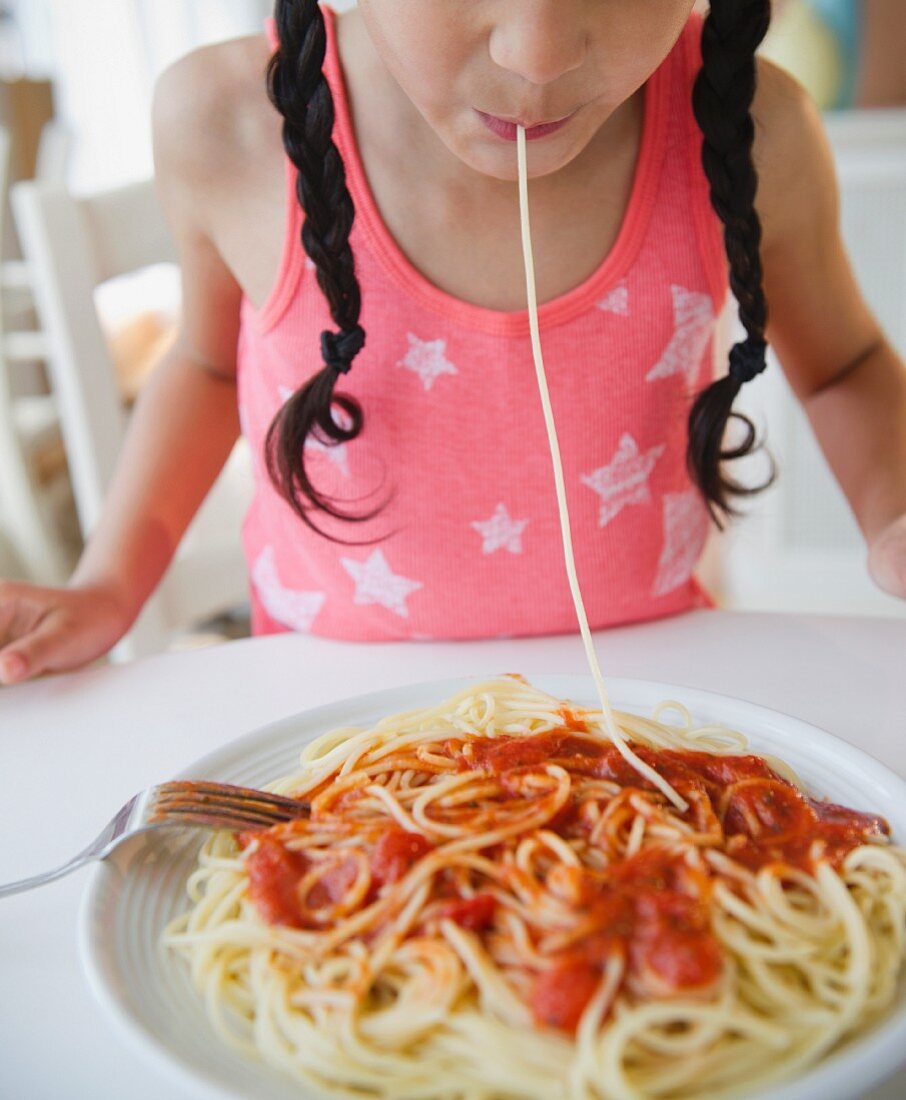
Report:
721,779,816,843
243,722,891,1035
245,836,310,928
437,893,496,931
558,707,591,733
466,731,607,775
531,960,601,1032
467,733,887,872
303,856,359,912
371,828,434,887
530,848,723,1031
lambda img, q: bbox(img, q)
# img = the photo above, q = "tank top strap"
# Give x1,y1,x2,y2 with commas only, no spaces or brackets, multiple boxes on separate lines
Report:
264,15,278,52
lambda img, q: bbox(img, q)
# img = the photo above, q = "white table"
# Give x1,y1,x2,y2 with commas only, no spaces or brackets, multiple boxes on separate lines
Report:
2,609,905,1100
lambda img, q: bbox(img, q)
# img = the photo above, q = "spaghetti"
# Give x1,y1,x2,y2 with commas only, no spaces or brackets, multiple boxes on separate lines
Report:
165,677,906,1099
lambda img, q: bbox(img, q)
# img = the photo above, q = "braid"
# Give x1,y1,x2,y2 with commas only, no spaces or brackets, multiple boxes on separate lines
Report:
689,0,774,525
265,0,375,534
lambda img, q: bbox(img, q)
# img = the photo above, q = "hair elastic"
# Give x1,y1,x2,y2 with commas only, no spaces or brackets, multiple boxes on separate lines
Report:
728,338,767,384
320,325,366,374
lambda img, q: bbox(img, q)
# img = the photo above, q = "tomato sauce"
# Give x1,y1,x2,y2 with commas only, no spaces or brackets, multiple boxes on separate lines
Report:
436,893,496,931
467,732,887,872
371,828,434,887
530,960,602,1033
245,836,311,928
242,720,891,1036
530,847,722,1032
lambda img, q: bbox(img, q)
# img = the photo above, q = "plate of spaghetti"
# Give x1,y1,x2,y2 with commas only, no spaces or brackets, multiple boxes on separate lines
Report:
80,674,906,1100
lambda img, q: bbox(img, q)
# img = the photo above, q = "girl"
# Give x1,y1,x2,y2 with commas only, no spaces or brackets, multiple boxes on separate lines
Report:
0,0,904,684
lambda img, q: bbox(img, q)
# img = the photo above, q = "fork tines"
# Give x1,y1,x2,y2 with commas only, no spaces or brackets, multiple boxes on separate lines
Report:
150,780,310,831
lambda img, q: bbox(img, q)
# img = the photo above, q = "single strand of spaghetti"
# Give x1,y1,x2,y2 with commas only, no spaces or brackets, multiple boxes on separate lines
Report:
814,864,872,1018
363,783,423,832
515,125,686,814
367,879,434,977
570,953,626,1098
536,828,583,866
439,919,533,1028
758,870,839,939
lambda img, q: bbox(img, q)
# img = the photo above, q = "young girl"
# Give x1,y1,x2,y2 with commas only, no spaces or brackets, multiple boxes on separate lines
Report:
0,0,904,684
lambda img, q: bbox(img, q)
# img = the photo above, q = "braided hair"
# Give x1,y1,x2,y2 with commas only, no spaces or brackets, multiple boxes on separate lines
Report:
265,0,371,533
689,0,774,523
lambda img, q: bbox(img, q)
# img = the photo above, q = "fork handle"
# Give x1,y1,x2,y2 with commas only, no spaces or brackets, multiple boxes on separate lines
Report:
0,852,94,898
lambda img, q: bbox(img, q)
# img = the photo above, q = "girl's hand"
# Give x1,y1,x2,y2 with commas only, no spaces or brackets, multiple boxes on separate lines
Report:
868,515,906,599
0,581,132,685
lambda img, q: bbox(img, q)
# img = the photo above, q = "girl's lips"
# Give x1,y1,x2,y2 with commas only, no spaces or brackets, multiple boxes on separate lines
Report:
475,110,574,142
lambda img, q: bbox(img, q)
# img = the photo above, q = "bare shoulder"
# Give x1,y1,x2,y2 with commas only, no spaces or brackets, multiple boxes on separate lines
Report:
751,56,838,251
152,35,279,194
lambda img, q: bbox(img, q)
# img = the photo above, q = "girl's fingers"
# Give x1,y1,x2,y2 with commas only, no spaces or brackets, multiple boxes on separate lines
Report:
868,516,906,599
0,616,68,685
0,581,49,647
0,650,28,684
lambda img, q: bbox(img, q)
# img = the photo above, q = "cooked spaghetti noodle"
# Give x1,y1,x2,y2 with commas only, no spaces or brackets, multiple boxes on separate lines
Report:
165,677,906,1099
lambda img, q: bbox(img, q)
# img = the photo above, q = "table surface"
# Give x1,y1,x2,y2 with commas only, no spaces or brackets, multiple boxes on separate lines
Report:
2,609,905,1100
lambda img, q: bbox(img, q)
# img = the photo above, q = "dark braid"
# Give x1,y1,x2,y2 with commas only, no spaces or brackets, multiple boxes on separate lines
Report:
689,0,774,525
265,0,375,533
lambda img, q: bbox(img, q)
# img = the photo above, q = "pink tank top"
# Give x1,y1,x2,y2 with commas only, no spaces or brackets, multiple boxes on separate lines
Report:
237,7,728,642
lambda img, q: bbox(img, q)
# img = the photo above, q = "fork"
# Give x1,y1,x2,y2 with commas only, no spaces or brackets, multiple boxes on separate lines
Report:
0,780,310,899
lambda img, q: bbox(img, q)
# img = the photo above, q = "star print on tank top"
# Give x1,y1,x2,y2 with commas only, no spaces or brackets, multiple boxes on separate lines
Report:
236,6,727,640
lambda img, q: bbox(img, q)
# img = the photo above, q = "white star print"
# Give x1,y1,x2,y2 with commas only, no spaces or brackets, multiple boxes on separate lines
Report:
646,285,715,387
341,548,423,618
581,434,666,527
652,489,709,597
597,280,630,316
279,385,351,476
471,503,529,555
251,546,325,632
396,333,458,392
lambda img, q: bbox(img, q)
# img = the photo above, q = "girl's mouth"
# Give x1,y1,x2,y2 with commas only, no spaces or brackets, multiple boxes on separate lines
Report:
475,110,575,142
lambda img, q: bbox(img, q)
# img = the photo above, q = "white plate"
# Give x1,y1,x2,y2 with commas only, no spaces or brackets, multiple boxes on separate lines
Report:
80,675,906,1100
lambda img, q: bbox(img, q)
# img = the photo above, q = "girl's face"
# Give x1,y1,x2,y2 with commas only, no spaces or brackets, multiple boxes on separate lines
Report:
358,0,696,180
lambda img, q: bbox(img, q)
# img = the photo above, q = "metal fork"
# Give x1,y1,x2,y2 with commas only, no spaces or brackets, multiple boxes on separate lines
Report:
0,780,310,899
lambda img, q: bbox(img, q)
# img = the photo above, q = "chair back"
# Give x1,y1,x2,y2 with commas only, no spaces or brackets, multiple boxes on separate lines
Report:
12,176,251,658
12,178,176,534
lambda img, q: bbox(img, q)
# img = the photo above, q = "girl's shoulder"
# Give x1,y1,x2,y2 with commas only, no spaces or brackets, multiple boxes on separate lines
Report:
152,34,280,194
751,55,837,254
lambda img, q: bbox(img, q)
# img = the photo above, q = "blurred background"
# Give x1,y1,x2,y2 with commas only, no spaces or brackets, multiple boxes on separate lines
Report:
0,0,904,665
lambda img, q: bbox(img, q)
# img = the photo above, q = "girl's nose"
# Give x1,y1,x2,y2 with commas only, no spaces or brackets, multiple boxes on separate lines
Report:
489,1,587,86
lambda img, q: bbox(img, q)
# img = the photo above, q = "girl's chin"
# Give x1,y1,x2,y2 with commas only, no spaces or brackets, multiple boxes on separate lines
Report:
456,140,581,182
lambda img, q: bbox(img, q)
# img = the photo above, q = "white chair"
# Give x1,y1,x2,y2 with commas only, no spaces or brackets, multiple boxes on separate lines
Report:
0,125,73,584
721,108,906,618
12,175,253,660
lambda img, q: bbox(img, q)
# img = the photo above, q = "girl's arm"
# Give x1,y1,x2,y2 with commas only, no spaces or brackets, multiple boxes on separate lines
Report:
857,0,906,108
0,54,245,683
753,59,906,597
